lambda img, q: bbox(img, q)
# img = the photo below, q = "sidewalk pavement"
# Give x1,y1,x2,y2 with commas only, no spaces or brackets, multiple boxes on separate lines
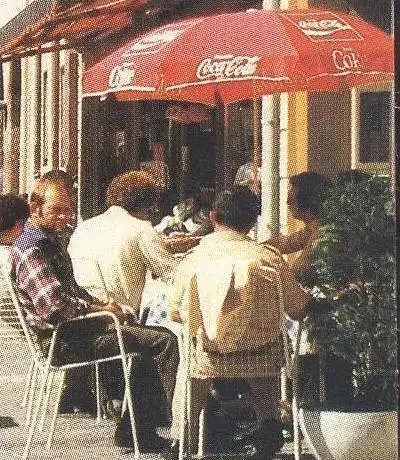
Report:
0,341,315,460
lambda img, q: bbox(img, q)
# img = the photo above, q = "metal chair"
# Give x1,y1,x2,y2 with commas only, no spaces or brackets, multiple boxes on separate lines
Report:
178,261,305,460
5,272,141,460
0,263,37,425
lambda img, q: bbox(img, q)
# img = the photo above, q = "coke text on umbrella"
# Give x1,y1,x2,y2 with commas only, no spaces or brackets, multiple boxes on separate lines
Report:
83,8,394,105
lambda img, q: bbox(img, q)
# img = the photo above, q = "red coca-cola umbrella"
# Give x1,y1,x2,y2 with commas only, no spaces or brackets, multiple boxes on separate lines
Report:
83,8,393,105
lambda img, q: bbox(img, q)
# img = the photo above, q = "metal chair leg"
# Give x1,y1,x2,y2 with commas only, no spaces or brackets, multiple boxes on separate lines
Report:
21,360,35,408
46,371,65,449
25,365,39,426
120,355,140,459
121,356,132,415
39,371,55,431
197,407,206,458
293,393,301,460
95,363,102,423
23,365,52,460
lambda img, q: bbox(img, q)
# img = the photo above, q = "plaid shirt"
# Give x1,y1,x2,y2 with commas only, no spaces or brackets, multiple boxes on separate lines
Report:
9,220,92,331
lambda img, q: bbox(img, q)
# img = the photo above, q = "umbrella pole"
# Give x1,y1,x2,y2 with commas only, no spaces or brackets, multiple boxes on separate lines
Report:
252,96,261,194
257,0,282,242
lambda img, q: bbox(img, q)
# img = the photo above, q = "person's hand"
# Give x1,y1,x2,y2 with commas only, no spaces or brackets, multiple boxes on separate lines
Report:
103,301,127,322
89,300,127,323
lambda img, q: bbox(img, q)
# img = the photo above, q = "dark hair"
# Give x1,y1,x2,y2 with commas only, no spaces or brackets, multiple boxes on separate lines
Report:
214,186,260,233
0,194,29,233
289,172,331,218
106,170,159,214
41,169,75,190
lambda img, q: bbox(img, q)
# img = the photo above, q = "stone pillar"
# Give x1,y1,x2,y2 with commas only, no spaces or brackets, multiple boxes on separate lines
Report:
19,57,29,193
49,51,60,169
2,60,20,193
281,0,309,236
26,54,42,193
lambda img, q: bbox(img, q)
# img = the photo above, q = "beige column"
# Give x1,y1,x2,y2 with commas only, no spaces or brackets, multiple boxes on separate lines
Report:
49,50,60,169
26,54,41,193
281,0,309,235
2,60,20,193
59,50,79,176
19,57,29,193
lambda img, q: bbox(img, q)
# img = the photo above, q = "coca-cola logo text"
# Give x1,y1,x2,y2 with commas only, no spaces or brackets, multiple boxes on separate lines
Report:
128,29,185,55
109,63,135,88
332,49,362,71
284,12,362,41
298,19,353,36
196,55,260,81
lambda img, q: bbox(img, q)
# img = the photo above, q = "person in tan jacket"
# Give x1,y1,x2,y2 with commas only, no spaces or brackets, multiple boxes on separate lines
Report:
167,186,310,459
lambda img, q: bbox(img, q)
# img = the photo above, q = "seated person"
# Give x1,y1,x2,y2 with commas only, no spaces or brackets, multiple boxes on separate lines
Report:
0,193,29,256
155,196,199,236
0,194,29,329
9,176,178,453
68,171,179,434
167,186,309,459
264,172,331,278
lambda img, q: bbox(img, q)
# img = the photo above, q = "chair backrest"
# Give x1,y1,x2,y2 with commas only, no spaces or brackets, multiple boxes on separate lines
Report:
3,270,48,366
0,267,25,342
188,258,286,354
70,256,110,303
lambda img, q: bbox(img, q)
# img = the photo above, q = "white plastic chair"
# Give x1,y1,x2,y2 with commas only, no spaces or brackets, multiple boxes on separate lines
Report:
178,263,305,460
5,273,141,460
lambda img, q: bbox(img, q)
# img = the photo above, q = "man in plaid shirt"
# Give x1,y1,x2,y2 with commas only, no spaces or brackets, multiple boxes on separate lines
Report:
9,177,177,453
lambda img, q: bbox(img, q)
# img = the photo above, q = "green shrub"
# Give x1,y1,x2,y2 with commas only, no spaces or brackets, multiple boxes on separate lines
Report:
301,175,397,409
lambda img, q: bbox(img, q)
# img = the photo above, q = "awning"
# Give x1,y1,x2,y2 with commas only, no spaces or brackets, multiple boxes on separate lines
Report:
0,0,185,60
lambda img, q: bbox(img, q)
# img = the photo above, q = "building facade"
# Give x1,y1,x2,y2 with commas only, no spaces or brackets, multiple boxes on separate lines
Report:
0,0,394,237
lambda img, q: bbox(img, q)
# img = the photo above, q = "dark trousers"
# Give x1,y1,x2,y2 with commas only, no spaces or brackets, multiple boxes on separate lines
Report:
37,320,179,429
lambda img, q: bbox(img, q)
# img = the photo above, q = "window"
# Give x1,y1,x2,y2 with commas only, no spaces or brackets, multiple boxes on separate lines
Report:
351,84,393,174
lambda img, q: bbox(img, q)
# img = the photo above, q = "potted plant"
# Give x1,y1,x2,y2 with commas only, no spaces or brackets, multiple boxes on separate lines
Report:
298,173,397,460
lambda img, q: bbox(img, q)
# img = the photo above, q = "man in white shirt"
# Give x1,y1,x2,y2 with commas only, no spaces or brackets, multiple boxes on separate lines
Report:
68,170,179,449
69,171,177,313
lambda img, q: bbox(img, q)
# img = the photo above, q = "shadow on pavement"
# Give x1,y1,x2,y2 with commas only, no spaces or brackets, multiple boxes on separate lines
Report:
0,416,19,428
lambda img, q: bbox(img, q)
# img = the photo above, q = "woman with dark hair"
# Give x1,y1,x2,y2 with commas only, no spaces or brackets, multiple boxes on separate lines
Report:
264,172,331,278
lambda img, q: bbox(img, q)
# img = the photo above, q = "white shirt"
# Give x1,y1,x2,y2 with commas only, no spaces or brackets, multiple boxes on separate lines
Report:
68,206,177,313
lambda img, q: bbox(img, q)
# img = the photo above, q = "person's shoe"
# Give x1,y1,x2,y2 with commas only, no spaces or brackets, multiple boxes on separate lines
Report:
141,431,170,452
58,391,97,415
114,422,170,452
161,439,180,460
233,418,284,458
236,442,275,459
102,399,122,421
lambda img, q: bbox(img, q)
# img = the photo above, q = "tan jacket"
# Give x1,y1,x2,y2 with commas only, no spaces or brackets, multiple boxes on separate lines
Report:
170,230,309,355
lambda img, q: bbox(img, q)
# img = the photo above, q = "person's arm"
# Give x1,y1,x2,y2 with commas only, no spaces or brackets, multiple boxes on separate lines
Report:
264,228,311,254
14,247,88,325
278,256,310,320
261,250,310,320
139,228,178,283
15,247,127,325
168,257,192,323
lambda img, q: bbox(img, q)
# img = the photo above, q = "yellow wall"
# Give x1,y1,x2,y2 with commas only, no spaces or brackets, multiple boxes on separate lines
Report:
284,0,309,234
